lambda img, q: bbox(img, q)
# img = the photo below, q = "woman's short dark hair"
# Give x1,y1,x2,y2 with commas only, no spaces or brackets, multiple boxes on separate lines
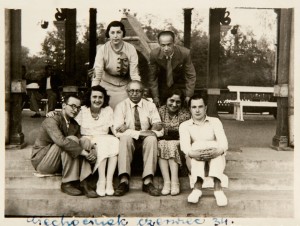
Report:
105,21,126,38
163,88,185,104
188,93,208,108
84,85,110,108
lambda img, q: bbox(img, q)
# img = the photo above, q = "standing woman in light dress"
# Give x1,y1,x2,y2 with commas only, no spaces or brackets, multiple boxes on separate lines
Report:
92,21,141,109
76,85,119,196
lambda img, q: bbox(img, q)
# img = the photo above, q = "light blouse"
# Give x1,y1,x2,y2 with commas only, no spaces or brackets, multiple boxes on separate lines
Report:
75,106,113,136
92,41,140,87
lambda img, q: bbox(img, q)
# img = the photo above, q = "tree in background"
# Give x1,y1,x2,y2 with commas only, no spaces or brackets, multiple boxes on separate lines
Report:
23,9,276,89
219,26,276,88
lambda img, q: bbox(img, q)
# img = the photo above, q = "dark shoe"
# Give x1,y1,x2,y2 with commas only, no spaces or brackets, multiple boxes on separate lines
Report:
142,183,160,196
61,182,83,196
31,113,41,118
114,182,129,196
80,180,99,198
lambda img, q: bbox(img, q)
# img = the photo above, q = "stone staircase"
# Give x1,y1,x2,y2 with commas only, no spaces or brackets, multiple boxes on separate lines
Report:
5,146,294,218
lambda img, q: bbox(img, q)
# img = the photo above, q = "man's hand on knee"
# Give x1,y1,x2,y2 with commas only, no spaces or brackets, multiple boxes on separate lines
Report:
81,149,97,163
199,148,223,160
116,124,128,133
151,123,163,131
86,152,97,164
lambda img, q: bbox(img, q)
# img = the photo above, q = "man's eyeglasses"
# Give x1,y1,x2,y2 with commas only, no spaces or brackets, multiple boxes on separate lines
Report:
127,89,143,95
67,104,81,111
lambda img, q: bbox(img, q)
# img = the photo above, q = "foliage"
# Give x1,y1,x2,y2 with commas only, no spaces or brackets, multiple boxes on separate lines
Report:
219,27,276,88
24,10,276,88
190,29,209,88
40,29,65,71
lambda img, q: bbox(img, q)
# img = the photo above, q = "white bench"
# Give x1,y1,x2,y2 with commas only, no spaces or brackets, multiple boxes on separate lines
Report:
227,85,277,121
40,99,49,114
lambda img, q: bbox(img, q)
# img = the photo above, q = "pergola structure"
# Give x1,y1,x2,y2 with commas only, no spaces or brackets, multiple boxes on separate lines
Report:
4,8,294,151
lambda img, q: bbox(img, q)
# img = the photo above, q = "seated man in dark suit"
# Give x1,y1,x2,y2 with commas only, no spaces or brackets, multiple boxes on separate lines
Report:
148,30,196,107
31,94,98,198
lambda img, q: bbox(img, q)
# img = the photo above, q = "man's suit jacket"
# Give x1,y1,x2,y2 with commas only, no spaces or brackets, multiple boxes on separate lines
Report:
148,45,196,99
31,112,83,170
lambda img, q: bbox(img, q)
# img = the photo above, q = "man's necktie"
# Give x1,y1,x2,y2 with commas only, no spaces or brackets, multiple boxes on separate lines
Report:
134,105,141,131
166,57,174,87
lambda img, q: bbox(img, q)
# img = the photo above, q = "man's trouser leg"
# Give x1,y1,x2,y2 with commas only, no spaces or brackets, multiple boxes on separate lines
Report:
36,136,91,183
36,144,62,174
142,136,158,179
118,136,135,177
79,137,93,181
30,90,42,113
46,89,57,112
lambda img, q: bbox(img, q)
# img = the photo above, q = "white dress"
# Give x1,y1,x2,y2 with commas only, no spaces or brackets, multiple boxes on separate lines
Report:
75,106,119,172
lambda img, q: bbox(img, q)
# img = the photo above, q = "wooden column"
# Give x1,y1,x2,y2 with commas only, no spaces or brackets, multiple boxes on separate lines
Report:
183,8,193,49
288,10,294,147
272,9,292,150
207,8,222,117
5,9,11,144
89,8,97,69
6,9,25,147
63,9,77,93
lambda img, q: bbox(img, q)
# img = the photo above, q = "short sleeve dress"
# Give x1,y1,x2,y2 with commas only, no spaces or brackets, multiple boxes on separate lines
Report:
158,105,190,165
75,106,119,171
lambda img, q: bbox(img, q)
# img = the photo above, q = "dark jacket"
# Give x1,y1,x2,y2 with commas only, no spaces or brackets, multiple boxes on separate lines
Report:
31,112,82,170
148,45,196,99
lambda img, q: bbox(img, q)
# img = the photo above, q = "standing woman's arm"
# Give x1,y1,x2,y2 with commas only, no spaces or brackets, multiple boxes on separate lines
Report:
92,44,105,86
128,44,141,81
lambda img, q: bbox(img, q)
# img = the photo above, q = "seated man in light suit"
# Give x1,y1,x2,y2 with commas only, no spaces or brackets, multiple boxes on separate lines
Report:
31,94,98,198
113,80,163,196
179,94,229,206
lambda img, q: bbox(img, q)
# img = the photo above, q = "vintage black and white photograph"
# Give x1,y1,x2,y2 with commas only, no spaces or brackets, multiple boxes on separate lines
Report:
1,0,299,225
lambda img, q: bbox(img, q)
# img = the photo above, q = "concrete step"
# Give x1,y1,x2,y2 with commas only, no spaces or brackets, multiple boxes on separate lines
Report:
5,170,293,190
225,147,294,172
5,188,293,218
5,147,294,173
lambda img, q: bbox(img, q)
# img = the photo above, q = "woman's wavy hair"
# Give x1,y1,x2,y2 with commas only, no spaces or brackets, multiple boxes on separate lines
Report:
105,21,126,38
163,88,185,105
83,85,110,108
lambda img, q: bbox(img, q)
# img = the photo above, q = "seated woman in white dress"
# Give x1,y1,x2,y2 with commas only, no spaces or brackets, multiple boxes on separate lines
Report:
47,86,119,197
76,85,119,196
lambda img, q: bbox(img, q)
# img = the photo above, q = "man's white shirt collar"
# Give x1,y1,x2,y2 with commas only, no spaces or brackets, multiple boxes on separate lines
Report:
129,99,143,108
186,115,211,125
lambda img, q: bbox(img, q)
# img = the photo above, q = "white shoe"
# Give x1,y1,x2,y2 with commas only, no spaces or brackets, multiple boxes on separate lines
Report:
171,182,180,196
214,190,228,206
187,189,202,203
161,181,171,195
96,181,106,197
105,181,114,196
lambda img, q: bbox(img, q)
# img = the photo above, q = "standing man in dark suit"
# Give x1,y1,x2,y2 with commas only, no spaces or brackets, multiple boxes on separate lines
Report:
40,65,62,112
148,30,196,107
31,94,98,198
30,65,62,118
